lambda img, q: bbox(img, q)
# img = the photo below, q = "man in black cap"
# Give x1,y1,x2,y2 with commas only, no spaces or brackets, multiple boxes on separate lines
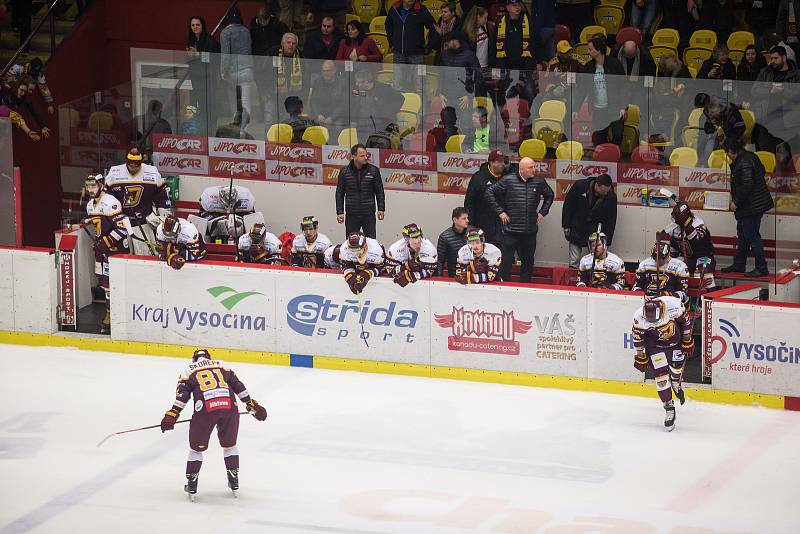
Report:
464,149,507,247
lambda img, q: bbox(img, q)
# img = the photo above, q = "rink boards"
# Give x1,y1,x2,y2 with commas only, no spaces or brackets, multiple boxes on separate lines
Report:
0,247,798,410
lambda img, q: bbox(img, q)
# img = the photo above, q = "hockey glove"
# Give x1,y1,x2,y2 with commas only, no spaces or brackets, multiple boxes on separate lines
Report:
353,271,371,293
471,257,489,274
96,235,117,255
681,338,695,359
634,351,649,373
161,410,178,432
167,255,186,270
303,254,317,268
456,270,469,285
393,269,415,287
246,399,267,421
345,272,360,294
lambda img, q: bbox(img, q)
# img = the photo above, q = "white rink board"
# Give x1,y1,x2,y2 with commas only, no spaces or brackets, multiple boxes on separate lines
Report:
0,247,57,333
587,291,644,382
710,302,800,396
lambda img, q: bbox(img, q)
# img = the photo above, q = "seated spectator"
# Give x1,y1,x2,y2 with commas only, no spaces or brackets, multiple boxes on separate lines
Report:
429,105,460,151
429,2,460,65
752,46,800,146
250,6,288,56
336,20,382,62
541,41,582,98
0,78,42,142
215,111,254,139
437,207,471,277
351,68,403,136
285,96,319,143
462,6,496,69
304,15,343,60
464,106,502,153
180,105,200,135
267,33,306,123
697,44,737,80
614,40,657,79
737,44,768,82
309,60,348,135
134,100,171,156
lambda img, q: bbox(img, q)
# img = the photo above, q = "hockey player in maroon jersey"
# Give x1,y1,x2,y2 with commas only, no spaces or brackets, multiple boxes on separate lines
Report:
631,296,694,430
160,349,267,500
84,171,130,334
155,215,208,270
633,238,690,301
667,201,717,290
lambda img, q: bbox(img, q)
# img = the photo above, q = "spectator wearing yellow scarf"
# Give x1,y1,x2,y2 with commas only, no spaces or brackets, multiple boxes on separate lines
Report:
496,0,534,70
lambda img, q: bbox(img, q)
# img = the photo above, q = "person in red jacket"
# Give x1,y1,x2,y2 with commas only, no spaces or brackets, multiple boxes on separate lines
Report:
336,20,383,62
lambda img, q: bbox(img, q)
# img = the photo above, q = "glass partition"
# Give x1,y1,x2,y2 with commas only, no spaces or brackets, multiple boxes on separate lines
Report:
0,118,16,245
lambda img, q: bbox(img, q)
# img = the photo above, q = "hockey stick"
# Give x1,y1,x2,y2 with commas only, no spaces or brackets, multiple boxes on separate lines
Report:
96,411,250,448
358,289,369,348
228,170,241,263
130,227,158,255
588,222,602,288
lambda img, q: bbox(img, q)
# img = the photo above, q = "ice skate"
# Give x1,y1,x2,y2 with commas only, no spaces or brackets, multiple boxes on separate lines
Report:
227,469,239,497
664,400,676,431
184,473,198,502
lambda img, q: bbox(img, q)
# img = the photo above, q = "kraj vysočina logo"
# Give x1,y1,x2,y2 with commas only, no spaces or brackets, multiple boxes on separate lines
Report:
131,286,267,331
710,318,800,374
286,294,418,344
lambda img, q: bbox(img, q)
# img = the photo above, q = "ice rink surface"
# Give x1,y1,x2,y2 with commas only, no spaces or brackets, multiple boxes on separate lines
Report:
1,344,799,534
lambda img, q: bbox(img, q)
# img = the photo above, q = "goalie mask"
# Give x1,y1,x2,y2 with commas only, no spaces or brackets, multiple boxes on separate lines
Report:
219,187,239,211
643,299,665,323
249,223,267,245
84,172,105,198
162,215,180,239
192,349,211,362
672,201,694,229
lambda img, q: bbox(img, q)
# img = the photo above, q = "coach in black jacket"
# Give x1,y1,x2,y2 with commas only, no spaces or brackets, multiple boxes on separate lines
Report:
721,142,775,277
485,157,554,282
561,174,617,267
335,144,385,238
464,150,506,246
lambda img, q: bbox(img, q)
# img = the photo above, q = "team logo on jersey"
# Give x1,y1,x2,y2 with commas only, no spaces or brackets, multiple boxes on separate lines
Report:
434,307,532,355
194,400,203,412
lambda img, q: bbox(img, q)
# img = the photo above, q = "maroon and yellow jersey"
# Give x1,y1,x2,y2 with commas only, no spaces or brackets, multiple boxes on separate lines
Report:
86,192,130,253
105,163,171,227
631,296,691,355
169,359,251,416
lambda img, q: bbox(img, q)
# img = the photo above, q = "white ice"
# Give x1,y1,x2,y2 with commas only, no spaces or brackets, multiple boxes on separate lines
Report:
1,343,799,534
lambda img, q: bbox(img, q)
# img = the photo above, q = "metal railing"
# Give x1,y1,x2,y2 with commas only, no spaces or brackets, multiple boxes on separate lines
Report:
0,0,64,80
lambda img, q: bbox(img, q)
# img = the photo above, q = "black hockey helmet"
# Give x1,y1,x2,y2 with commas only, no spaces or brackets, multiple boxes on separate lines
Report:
643,299,664,323
347,231,366,251
126,147,144,163
162,215,180,239
466,228,485,243
192,349,211,362
332,244,341,263
300,215,318,230
402,223,423,239
249,223,267,244
588,231,607,248
671,201,694,228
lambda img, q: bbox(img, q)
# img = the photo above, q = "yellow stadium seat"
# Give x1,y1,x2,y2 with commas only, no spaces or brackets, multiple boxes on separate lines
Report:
669,147,699,168
369,16,386,35
539,99,567,122
338,127,359,147
756,151,776,172
474,96,493,116
534,119,564,149
556,140,584,160
740,109,755,144
267,123,293,144
368,33,390,56
600,0,626,6
727,31,754,53
689,29,717,50
652,28,679,50
687,66,698,79
579,25,607,44
518,139,547,159
683,48,712,72
649,46,677,65
302,125,330,146
383,53,393,65
88,111,114,131
60,107,80,128
353,0,381,23
401,92,422,113
594,6,625,35
376,70,393,84
346,14,361,25
708,149,732,169
445,134,465,153
573,42,591,64
729,49,744,66
396,110,419,136
680,108,704,150
423,0,444,20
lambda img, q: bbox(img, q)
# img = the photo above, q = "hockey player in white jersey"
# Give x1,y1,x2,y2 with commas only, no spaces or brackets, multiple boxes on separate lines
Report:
576,231,626,290
291,216,332,268
199,185,257,244
339,231,385,294
156,215,207,270
105,148,171,255
631,296,693,430
238,223,284,264
323,244,342,270
84,171,131,334
456,228,501,285
634,238,689,301
384,223,437,287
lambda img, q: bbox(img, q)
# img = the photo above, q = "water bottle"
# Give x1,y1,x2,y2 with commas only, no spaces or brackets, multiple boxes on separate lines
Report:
640,187,648,206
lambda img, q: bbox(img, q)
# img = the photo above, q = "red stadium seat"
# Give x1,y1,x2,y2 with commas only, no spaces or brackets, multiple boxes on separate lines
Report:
631,145,661,164
593,143,621,162
406,131,436,152
615,27,643,45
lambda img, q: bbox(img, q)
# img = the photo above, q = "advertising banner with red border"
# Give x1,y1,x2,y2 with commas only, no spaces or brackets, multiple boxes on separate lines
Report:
208,137,266,160
208,157,266,180
774,193,800,215
437,173,471,195
437,153,487,174
678,166,730,190
67,128,128,149
382,169,439,191
767,174,800,194
266,143,321,164
618,163,678,187
616,182,647,206
152,134,208,155
557,160,617,181
322,145,379,166
679,187,714,211
265,160,323,183
153,153,210,175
